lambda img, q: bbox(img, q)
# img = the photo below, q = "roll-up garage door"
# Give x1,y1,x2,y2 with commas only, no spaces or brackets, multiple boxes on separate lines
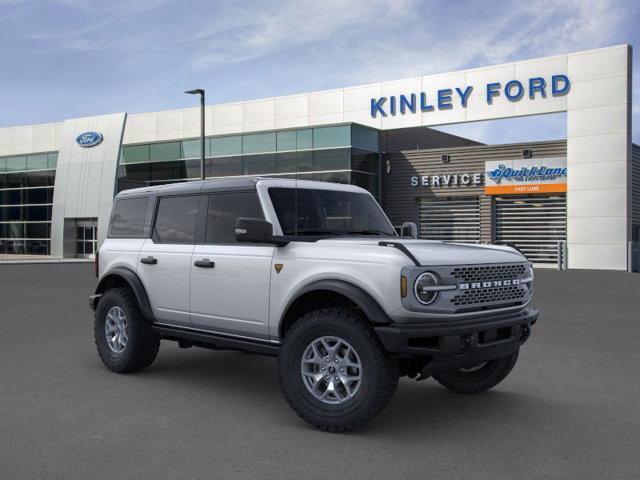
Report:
418,197,480,243
495,195,566,265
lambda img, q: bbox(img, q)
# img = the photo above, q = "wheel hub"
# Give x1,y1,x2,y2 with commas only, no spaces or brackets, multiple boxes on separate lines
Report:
300,336,362,405
105,306,128,353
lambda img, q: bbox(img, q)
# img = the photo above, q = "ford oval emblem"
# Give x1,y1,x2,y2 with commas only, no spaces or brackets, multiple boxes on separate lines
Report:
76,131,103,148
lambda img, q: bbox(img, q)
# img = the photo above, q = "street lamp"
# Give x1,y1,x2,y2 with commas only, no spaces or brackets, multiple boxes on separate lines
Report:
185,88,205,181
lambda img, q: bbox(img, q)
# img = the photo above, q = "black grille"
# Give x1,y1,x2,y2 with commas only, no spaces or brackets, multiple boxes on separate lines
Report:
451,285,525,307
451,264,526,283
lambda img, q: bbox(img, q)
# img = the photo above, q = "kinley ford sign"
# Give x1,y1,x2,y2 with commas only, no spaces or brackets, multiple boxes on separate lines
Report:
370,74,570,117
409,157,568,195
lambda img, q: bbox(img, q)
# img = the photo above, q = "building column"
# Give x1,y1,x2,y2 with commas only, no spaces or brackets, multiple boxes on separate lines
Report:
566,45,632,270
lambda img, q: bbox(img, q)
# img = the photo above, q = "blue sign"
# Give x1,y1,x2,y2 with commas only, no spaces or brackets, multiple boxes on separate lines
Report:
370,74,570,118
487,164,567,184
76,131,104,148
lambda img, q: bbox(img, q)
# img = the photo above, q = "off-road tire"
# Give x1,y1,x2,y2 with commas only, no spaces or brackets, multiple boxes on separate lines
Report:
278,307,399,432
94,287,160,373
432,350,519,394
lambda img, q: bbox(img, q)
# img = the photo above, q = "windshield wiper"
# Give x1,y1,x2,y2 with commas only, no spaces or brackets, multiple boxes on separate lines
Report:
289,229,339,236
339,229,395,236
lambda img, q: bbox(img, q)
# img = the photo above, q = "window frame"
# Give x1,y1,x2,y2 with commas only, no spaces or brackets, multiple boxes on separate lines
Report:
108,196,152,239
201,189,265,245
151,193,205,245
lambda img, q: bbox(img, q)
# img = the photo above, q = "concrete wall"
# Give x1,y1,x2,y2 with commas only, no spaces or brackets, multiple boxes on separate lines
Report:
0,122,63,156
50,113,126,257
565,46,632,270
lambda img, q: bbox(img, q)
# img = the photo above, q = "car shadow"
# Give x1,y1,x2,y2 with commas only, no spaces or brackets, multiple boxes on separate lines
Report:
129,344,563,437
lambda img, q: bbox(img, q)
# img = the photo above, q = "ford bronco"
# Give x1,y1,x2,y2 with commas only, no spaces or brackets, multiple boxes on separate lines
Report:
90,177,537,431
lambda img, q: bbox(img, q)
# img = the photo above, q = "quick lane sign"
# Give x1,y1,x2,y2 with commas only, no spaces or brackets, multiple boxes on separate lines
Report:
370,74,570,117
485,157,567,195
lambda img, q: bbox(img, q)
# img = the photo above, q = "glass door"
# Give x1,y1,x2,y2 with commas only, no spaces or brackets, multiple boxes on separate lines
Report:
76,220,97,258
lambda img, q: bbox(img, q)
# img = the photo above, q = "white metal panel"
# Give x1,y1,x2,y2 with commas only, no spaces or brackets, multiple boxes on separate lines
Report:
566,243,629,270
567,76,628,110
50,112,126,257
567,103,629,138
567,45,629,82
156,110,183,133
9,125,33,145
308,89,343,116
567,133,628,165
275,94,308,119
138,238,194,325
343,83,381,112
568,189,627,218
190,244,274,339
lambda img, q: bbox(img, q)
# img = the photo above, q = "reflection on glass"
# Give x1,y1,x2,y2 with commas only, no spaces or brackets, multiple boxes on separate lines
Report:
313,126,350,149
150,142,181,162
211,136,242,157
243,132,276,154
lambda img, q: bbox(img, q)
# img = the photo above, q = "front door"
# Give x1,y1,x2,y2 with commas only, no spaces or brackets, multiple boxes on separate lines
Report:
190,191,274,340
138,194,202,326
75,220,98,258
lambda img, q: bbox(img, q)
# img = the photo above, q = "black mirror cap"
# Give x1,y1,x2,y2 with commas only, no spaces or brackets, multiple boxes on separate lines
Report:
235,217,273,243
235,217,289,246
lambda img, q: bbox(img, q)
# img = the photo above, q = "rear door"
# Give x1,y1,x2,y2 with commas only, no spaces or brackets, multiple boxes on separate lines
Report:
189,191,274,339
138,194,202,326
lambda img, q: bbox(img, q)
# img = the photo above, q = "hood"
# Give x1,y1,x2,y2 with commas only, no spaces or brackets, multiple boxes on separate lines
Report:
316,238,527,266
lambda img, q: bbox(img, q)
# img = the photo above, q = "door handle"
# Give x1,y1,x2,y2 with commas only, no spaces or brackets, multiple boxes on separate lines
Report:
194,259,215,268
141,256,157,265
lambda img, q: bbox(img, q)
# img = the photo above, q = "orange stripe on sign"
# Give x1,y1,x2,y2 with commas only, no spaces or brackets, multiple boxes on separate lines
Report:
485,183,567,195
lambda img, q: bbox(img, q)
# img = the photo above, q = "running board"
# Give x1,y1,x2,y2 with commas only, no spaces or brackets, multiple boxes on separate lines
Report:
152,324,281,356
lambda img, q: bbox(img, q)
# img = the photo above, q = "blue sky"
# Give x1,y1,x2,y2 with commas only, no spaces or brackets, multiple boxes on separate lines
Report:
0,0,638,144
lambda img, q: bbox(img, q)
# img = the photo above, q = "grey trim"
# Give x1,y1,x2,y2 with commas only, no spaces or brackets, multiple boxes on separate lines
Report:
94,267,155,321
280,279,392,335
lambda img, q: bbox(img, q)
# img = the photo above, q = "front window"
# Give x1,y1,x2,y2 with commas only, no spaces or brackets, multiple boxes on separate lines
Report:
268,187,396,237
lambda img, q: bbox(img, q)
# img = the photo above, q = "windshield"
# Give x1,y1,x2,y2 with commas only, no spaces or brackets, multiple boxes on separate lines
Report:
268,187,397,237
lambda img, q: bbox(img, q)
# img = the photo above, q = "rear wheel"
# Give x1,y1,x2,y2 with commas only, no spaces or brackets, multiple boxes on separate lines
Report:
432,350,519,394
94,287,160,373
278,307,399,432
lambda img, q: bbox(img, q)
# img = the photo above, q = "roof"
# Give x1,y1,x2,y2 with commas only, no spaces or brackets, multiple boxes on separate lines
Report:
115,177,367,198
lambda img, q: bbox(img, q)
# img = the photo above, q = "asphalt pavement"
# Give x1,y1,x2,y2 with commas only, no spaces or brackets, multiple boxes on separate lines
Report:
1,263,639,479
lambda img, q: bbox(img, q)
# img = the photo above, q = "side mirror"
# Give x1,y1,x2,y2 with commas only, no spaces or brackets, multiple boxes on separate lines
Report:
401,221,418,239
235,218,288,246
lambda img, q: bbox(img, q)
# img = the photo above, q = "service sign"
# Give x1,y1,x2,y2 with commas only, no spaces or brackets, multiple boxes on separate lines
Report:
484,157,567,195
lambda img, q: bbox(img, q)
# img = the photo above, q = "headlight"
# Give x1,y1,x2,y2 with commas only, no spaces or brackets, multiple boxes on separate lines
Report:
414,272,439,305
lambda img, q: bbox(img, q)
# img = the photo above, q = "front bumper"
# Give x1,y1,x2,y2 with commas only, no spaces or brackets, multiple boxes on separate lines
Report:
375,308,538,372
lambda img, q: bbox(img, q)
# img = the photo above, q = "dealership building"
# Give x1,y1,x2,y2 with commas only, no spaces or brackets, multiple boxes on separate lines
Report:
0,44,637,271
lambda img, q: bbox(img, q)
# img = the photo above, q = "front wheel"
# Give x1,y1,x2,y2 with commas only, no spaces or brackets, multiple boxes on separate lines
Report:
432,350,519,394
94,287,160,373
278,308,399,432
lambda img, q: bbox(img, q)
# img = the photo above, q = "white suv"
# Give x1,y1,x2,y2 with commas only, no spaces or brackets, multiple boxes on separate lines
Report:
91,177,537,431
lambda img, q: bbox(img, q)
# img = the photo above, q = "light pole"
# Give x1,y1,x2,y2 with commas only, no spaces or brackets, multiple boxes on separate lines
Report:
185,89,205,181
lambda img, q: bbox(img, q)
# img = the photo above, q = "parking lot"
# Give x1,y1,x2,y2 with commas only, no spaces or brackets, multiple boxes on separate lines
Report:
1,263,639,479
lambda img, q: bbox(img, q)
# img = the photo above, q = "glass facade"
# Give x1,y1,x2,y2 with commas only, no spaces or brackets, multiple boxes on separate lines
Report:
118,124,380,196
0,152,57,255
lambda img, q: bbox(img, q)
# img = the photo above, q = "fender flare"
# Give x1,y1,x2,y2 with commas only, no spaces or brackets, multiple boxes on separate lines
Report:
93,267,155,322
281,279,392,330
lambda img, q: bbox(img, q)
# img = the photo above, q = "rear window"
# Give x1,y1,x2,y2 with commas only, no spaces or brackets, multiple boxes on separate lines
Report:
153,195,200,244
110,197,149,237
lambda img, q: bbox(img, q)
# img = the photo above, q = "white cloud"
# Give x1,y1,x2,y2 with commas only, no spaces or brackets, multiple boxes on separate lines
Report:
2,0,638,140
